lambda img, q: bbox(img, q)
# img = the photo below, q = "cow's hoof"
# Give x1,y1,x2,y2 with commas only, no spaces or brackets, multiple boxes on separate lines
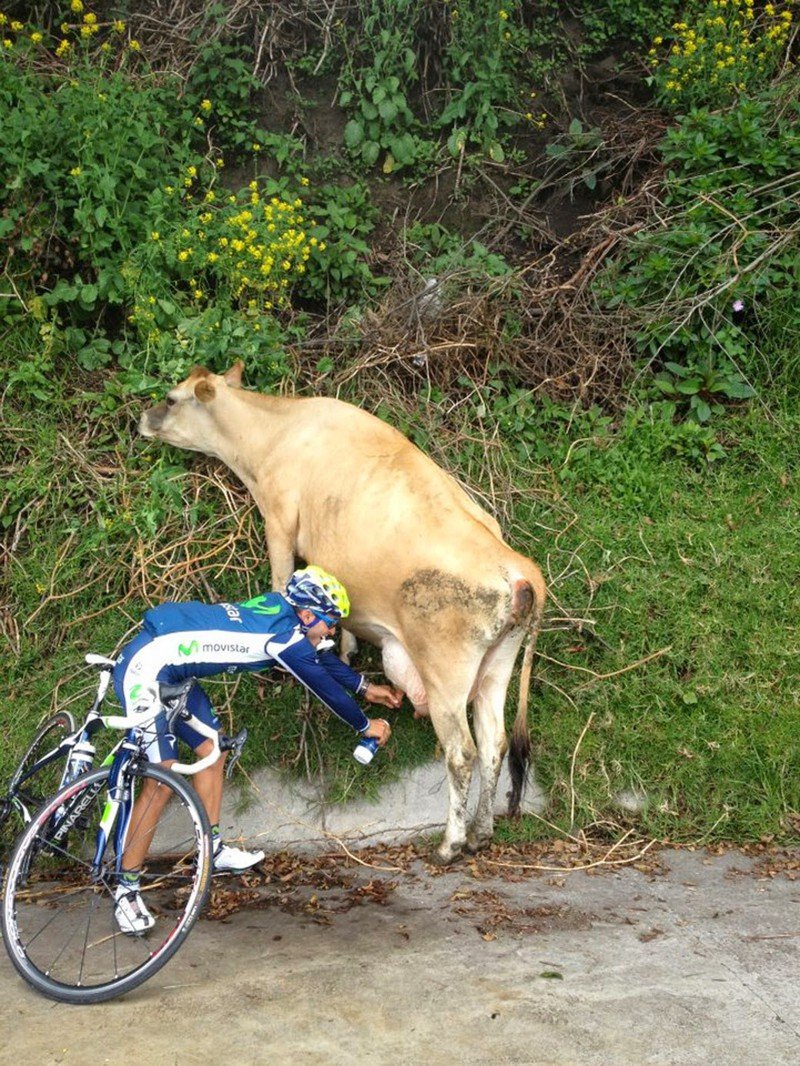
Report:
430,845,463,867
465,833,492,855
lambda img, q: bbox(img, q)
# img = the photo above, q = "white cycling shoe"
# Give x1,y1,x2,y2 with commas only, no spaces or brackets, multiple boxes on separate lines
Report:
114,884,156,936
213,842,265,873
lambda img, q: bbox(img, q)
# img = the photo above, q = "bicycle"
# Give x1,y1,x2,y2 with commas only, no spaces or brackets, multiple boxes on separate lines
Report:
0,654,114,840
1,653,248,1005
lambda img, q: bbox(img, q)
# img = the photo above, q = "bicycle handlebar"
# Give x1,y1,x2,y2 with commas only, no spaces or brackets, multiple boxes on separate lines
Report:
83,653,223,776
98,706,221,776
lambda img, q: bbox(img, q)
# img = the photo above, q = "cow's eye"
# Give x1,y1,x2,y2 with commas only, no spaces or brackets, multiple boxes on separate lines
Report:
166,396,176,408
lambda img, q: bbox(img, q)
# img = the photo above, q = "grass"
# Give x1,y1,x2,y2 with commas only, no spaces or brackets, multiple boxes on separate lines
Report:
2,360,798,847
510,399,800,843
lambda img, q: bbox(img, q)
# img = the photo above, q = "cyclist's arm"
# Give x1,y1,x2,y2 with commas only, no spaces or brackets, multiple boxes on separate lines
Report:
265,632,370,733
315,649,369,696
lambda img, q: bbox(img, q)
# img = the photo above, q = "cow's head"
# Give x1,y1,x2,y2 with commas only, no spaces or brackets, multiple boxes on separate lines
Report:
139,361,244,455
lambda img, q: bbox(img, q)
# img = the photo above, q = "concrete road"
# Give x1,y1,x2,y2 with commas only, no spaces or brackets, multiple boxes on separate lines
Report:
1,846,798,1065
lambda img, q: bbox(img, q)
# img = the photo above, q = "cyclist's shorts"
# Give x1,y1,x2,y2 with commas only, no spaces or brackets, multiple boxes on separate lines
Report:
113,631,221,763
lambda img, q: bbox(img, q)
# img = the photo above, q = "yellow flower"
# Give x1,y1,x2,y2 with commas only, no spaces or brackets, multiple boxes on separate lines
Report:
30,31,42,43
70,0,83,11
83,12,97,24
205,190,216,203
216,158,225,168
252,142,261,152
499,9,509,19
2,37,11,47
70,166,81,177
178,250,191,261
151,231,160,241
200,99,212,112
129,39,140,51
300,176,310,186
165,185,174,194
0,16,6,26
113,20,126,33
194,289,203,299
56,39,70,56
10,20,22,31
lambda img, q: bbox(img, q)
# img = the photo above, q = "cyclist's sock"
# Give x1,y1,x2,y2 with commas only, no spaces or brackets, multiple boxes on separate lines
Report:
119,870,142,889
211,824,221,853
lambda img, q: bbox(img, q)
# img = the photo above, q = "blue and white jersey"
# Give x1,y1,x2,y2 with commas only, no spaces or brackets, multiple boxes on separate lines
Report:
114,592,371,734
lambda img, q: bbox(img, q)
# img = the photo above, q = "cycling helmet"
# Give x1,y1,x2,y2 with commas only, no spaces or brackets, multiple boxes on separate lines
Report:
284,565,350,621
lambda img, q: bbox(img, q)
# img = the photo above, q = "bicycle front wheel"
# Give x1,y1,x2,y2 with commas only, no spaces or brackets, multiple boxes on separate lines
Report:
2,763,213,1004
1,711,76,838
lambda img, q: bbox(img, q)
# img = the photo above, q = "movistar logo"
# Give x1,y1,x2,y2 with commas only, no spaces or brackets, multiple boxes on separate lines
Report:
243,595,281,616
179,640,200,656
129,684,142,700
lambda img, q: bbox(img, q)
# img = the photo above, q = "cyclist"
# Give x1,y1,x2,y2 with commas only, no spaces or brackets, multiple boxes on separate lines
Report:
112,565,402,935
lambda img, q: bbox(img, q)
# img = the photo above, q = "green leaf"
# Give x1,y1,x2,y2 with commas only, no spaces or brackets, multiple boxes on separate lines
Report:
378,98,398,122
344,120,365,149
488,142,505,163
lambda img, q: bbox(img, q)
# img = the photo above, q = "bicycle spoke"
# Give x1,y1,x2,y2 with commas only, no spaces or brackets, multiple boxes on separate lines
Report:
2,764,212,1004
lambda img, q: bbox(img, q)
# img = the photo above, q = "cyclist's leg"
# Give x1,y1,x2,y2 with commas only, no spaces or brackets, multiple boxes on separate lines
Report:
118,713,177,875
175,683,226,826
114,636,179,876
175,686,264,872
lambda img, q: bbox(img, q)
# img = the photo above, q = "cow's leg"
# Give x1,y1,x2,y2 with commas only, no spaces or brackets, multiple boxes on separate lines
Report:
428,689,477,864
467,632,525,853
263,513,297,593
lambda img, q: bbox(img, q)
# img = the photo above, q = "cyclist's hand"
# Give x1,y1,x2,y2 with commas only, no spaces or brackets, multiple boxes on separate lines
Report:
363,718,392,746
364,683,403,709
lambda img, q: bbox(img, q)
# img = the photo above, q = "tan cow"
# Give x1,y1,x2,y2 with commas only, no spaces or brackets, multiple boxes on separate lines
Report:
139,361,546,864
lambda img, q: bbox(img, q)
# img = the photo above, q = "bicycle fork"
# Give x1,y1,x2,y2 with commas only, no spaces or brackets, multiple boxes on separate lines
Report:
91,741,137,883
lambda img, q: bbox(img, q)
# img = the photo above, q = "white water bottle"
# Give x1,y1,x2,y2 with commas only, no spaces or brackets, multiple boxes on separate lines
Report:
353,736,380,765
64,740,95,783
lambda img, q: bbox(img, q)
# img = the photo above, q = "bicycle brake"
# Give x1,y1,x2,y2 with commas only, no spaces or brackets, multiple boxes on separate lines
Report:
219,728,248,779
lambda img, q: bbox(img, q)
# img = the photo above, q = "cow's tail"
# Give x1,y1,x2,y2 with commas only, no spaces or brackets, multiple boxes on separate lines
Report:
507,575,546,817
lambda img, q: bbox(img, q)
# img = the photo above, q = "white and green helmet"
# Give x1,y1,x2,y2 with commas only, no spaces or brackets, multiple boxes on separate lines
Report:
284,565,350,621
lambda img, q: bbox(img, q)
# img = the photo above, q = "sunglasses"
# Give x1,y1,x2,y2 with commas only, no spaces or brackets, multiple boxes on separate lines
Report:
311,610,338,628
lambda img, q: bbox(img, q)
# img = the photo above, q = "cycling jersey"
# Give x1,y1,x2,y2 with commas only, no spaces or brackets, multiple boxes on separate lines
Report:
113,592,371,755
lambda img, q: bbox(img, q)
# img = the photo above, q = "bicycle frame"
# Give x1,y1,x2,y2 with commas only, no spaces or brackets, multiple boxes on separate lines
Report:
89,681,221,881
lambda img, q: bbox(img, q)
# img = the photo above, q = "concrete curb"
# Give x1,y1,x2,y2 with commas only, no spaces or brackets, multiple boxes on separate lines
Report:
218,759,547,851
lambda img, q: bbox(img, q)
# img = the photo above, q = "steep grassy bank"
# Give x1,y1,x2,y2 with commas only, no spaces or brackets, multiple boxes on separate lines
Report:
3,368,797,843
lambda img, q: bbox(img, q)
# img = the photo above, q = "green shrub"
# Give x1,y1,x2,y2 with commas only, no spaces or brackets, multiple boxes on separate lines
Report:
0,13,193,326
648,0,794,110
599,74,800,409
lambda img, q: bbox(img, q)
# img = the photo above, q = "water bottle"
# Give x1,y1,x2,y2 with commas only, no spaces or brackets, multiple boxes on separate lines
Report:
63,740,95,784
353,735,380,765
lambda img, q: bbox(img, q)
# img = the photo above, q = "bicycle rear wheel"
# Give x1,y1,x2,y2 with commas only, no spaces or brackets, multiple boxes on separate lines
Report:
1,711,76,837
2,763,213,1004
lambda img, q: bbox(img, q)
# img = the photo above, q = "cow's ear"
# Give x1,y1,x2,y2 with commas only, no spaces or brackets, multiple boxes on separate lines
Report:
194,379,216,404
223,360,244,388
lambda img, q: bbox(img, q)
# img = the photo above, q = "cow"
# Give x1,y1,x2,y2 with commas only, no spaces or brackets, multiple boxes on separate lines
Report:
139,361,546,864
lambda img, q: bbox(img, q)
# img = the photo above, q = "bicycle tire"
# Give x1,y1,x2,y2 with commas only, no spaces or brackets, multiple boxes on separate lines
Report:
1,711,76,835
2,762,213,1004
